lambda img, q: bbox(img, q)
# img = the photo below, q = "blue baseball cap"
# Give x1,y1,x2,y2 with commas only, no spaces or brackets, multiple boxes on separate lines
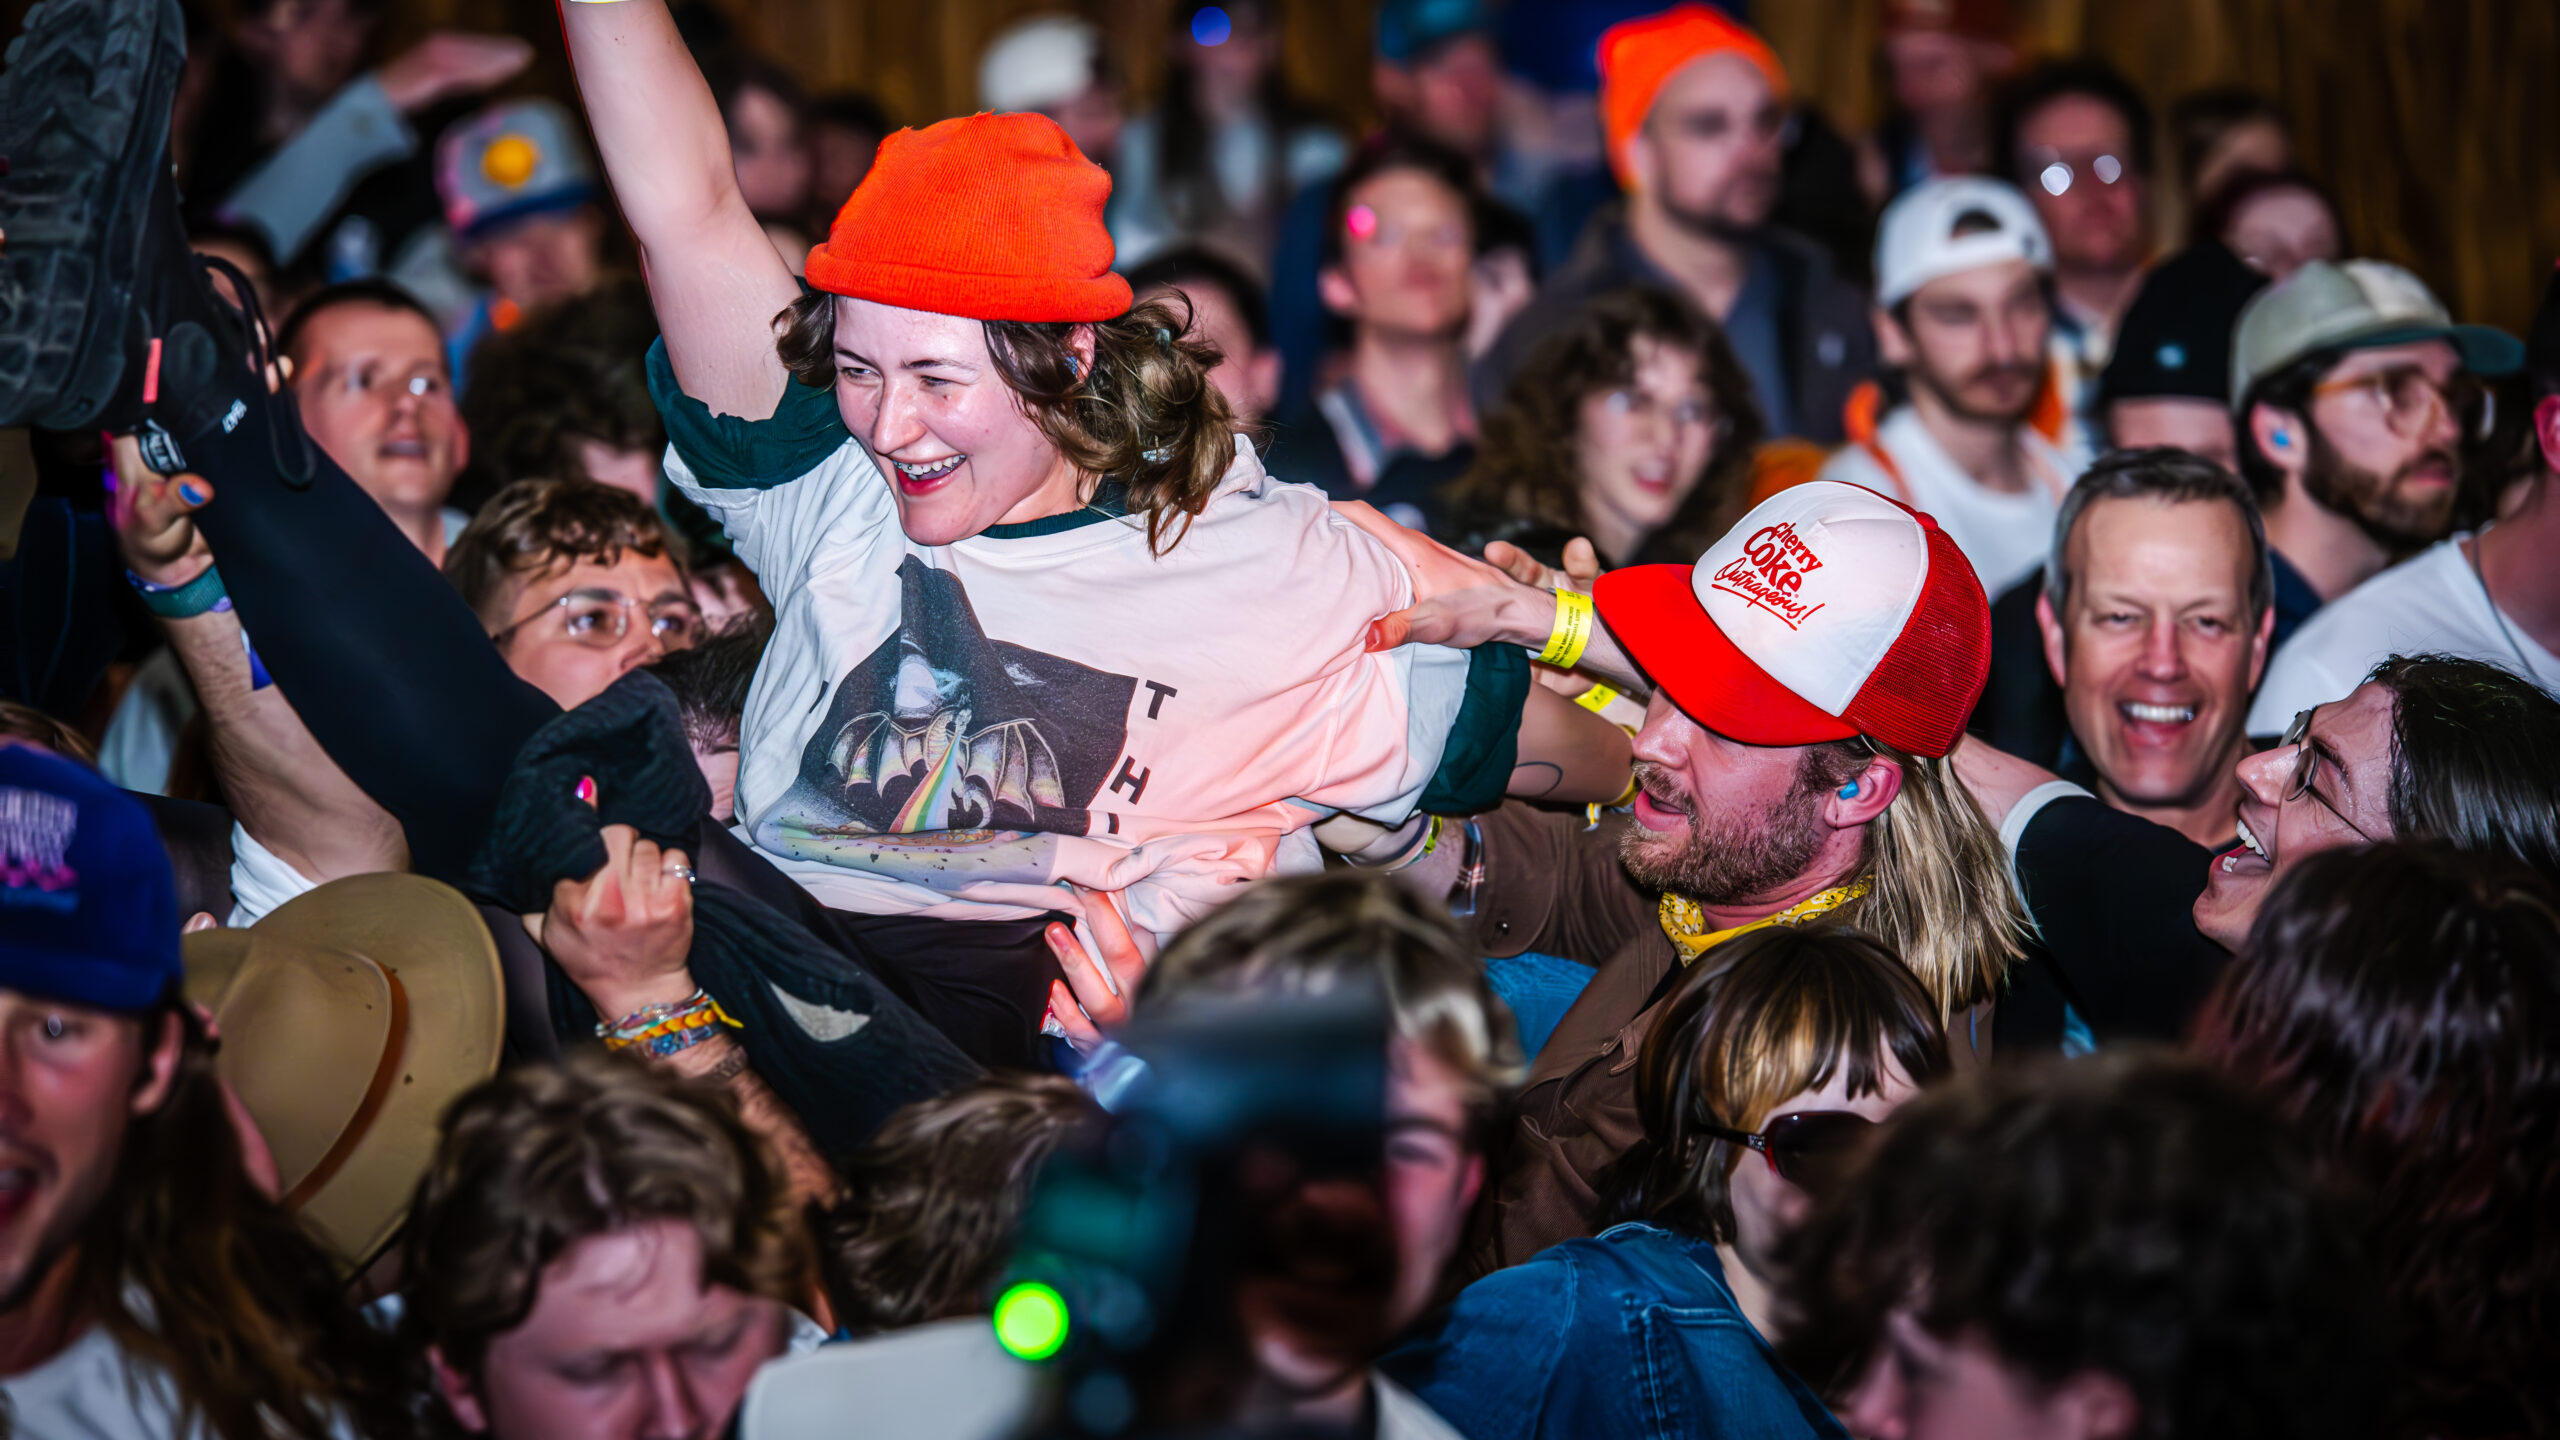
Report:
436,99,600,243
0,745,180,1012
1377,0,1495,64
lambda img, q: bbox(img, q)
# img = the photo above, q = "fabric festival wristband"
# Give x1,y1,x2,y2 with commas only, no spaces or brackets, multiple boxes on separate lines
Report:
128,564,230,620
1537,589,1594,669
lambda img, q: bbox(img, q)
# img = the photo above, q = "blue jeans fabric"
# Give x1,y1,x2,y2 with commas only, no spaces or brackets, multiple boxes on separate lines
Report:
1483,952,1596,1062
1382,1224,1849,1440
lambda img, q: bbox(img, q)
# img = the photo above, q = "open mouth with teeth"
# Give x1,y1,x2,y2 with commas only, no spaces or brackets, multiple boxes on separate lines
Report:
2117,698,2202,744
2217,815,2273,877
891,454,966,494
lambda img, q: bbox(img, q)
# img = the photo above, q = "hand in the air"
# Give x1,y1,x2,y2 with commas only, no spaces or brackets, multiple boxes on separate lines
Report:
534,819,699,1023
106,434,213,587
376,33,536,114
1043,885,1153,1052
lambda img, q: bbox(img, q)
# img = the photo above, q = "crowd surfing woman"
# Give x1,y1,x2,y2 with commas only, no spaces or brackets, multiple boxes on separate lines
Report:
556,0,1627,1045
1443,285,1767,571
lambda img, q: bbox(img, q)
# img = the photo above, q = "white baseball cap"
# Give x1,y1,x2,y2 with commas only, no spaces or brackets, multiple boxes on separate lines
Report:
1592,480,1992,757
979,15,1103,115
1874,176,2053,307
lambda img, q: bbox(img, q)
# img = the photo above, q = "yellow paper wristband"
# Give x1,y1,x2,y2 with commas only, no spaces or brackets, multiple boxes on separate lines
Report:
1574,682,1620,713
1539,589,1595,669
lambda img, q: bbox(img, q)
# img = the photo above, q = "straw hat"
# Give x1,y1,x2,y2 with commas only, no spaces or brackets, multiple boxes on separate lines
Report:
183,872,505,1272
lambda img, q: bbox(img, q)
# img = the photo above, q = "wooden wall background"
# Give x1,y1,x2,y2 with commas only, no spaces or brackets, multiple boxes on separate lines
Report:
17,0,2554,331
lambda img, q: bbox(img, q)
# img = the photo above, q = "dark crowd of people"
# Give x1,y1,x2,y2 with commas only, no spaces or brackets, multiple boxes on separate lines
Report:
0,0,2555,1435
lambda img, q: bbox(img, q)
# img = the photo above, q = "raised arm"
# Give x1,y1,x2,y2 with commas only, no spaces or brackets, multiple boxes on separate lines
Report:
557,0,800,417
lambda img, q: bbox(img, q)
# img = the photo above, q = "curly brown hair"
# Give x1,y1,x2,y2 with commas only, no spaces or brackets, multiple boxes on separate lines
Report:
817,1072,1095,1336
442,478,686,632
1441,286,1765,566
776,289,1240,555
398,1051,814,1383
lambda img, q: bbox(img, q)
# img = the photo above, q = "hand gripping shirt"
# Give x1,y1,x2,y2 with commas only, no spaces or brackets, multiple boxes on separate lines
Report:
650,342,1523,942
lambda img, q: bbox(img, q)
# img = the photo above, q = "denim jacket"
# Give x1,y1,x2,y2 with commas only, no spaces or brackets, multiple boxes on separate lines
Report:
1381,1223,1849,1440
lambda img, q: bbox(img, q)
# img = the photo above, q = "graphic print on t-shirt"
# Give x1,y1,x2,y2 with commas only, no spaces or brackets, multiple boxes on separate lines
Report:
760,558,1136,867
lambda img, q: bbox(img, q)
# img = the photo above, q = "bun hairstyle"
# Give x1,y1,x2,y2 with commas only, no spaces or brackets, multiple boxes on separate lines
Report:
776,289,1238,555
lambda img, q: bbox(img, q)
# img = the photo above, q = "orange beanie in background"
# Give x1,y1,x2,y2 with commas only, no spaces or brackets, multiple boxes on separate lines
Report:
803,112,1133,323
1598,4,1789,189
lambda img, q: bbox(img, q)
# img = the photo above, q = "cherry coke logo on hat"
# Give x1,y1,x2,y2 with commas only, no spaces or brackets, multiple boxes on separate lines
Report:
1591,481,1991,757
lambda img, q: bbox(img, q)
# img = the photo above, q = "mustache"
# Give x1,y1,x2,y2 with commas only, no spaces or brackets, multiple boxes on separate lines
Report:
2391,448,2458,484
1631,761,1692,815
1957,360,2044,391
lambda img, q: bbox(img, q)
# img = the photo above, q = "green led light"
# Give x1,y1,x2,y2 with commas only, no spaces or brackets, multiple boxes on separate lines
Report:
993,1281,1070,1361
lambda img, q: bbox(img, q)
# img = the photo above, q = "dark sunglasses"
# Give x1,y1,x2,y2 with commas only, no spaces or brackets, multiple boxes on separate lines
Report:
1701,1110,1876,1192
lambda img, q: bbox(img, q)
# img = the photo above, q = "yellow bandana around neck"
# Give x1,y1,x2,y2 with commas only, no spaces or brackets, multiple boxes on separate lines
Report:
1659,879,1872,965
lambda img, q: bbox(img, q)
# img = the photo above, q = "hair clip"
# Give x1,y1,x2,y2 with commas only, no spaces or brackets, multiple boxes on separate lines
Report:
1153,326,1174,353
1142,444,1173,464
1065,353,1081,378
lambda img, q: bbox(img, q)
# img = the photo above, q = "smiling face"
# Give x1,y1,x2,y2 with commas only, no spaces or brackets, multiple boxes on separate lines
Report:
1573,336,1722,564
2193,682,2396,950
0,995,178,1315
1724,1047,1918,1286
1884,258,2052,426
832,296,1088,546
436,1219,789,1440
291,301,468,527
2042,495,2268,829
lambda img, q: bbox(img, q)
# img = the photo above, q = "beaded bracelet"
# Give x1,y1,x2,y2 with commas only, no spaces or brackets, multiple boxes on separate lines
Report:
598,989,740,1055
1538,590,1595,669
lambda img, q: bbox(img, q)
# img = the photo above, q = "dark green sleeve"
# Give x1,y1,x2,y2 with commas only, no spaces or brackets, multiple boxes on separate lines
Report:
645,336,850,491
1419,644,1530,815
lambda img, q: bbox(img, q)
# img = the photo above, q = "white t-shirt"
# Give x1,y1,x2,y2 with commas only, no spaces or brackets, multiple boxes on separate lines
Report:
1816,405,2079,597
2249,533,2560,735
667,431,1480,942
0,1321,355,1440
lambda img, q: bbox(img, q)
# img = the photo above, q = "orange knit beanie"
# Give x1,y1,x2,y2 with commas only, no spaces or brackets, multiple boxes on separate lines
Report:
1599,4,1788,188
803,112,1134,322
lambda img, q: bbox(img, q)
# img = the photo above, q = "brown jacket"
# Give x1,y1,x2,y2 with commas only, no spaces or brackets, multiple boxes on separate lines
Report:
1457,803,1670,1278
1456,802,1991,1279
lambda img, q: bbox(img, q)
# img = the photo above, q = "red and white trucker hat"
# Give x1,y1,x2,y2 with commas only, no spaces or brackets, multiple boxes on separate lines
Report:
1593,480,1991,757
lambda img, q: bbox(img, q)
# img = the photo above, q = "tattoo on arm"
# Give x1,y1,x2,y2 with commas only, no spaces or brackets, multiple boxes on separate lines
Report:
662,1032,841,1204
1507,760,1564,798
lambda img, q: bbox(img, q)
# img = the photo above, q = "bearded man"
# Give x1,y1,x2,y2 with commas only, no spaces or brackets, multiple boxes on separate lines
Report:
1819,175,2085,598
2229,258,2522,655
1384,480,2032,1273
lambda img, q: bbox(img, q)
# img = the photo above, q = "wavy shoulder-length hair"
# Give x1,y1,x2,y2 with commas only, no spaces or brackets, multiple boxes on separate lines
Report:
778,288,1240,556
2194,841,2560,1435
1443,285,1765,565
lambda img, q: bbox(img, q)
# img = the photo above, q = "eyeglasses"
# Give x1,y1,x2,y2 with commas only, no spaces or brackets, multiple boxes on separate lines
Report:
2278,705,2375,840
2020,146,2129,197
490,587,704,652
321,360,449,405
1701,1109,1876,1193
2309,365,2489,440
1601,387,1730,438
